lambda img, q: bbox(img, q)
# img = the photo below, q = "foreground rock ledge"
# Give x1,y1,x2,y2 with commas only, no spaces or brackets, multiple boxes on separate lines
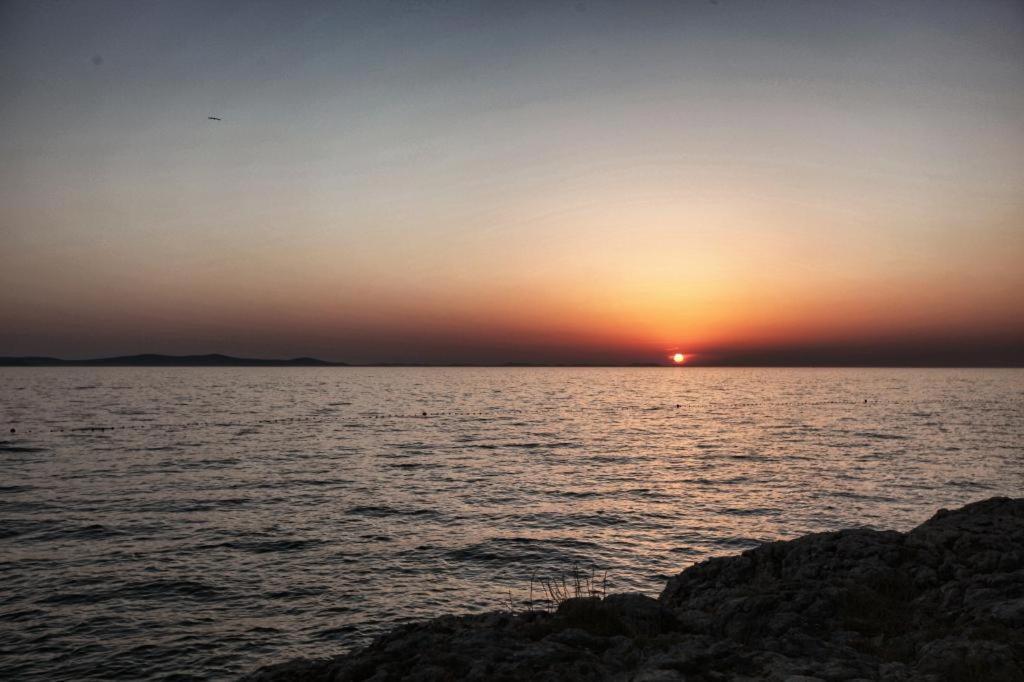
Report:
244,498,1024,681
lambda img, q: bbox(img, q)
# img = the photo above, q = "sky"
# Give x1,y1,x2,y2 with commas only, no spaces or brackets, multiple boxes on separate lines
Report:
2,0,1022,365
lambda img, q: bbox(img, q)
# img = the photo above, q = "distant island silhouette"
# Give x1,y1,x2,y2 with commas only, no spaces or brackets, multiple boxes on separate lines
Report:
0,354,345,367
0,354,669,367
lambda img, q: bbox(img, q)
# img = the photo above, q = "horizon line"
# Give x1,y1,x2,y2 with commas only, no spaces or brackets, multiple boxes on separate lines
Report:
1,353,1022,369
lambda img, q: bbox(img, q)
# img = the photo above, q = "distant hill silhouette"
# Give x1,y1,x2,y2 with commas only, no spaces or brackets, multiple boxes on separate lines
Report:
0,355,671,367
0,354,345,367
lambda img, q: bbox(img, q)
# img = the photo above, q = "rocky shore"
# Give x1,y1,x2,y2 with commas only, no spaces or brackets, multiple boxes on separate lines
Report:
244,497,1024,681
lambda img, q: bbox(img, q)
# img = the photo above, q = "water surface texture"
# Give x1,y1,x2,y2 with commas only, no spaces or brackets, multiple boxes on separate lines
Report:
1,368,1022,679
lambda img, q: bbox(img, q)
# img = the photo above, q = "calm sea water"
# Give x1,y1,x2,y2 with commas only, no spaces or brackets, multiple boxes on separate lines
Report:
1,367,1022,679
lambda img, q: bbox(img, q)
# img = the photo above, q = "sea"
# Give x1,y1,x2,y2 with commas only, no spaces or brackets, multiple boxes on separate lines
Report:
1,367,1022,679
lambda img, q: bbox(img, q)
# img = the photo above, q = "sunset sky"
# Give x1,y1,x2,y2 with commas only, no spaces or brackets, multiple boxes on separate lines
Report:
2,0,1023,365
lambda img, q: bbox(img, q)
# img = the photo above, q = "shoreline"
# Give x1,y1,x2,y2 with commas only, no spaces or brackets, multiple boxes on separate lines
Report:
245,497,1024,681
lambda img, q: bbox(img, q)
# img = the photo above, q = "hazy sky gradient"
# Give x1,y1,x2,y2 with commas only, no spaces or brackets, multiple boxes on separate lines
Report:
2,0,1023,364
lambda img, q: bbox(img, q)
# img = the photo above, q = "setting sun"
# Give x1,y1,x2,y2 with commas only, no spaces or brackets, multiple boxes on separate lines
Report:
673,353,685,364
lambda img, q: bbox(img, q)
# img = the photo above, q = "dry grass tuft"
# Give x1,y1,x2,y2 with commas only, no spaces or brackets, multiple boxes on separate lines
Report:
505,565,608,615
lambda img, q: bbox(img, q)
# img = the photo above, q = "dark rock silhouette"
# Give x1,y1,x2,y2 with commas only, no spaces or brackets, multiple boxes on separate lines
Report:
244,497,1024,681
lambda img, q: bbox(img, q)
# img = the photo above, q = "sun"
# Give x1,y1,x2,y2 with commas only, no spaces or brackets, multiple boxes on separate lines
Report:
672,353,685,364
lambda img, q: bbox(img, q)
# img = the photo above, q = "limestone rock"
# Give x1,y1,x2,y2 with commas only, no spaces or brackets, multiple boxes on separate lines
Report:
244,497,1024,681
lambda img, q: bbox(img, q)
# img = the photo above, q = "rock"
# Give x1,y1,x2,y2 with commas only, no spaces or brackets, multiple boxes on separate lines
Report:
243,497,1024,681
993,597,1024,627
